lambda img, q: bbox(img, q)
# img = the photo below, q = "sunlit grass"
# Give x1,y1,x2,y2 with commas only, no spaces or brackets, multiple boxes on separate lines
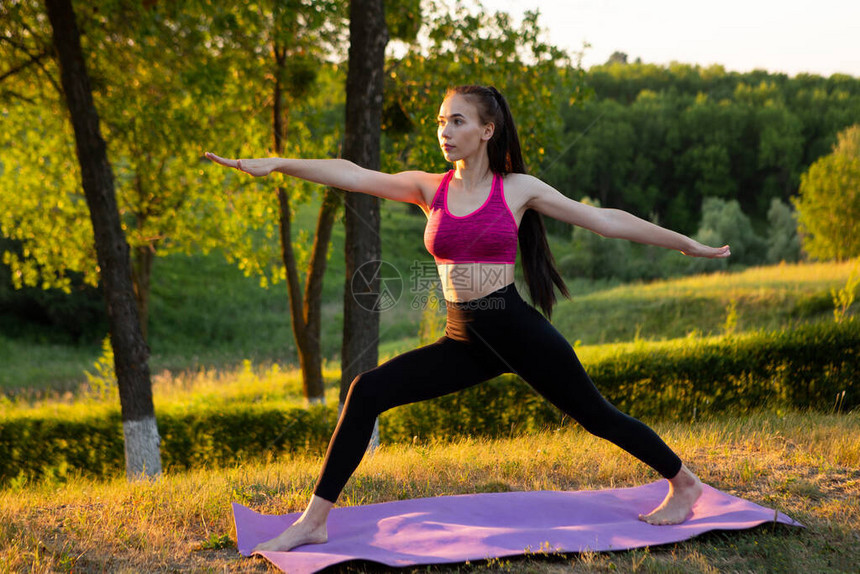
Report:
624,259,854,293
1,411,857,572
553,260,856,345
4,259,855,413
2,359,342,415
3,250,856,396
0,328,794,415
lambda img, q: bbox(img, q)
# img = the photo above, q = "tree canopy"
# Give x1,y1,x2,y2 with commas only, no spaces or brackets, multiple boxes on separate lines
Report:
544,61,860,235
794,125,860,261
3,1,860,349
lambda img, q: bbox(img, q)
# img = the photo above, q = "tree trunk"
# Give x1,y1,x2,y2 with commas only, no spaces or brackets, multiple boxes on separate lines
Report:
272,45,337,403
276,185,330,403
302,188,341,397
340,0,389,447
44,0,161,479
131,243,154,343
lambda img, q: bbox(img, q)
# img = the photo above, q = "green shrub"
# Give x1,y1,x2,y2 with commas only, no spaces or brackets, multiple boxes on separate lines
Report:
158,403,334,470
0,403,335,487
2,321,856,486
380,320,859,441
590,320,858,419
0,406,126,486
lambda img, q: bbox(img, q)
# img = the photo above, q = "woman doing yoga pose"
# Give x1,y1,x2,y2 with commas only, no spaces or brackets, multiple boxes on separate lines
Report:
206,84,731,552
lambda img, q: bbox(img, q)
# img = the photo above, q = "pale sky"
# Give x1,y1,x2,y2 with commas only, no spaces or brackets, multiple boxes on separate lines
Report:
482,0,860,77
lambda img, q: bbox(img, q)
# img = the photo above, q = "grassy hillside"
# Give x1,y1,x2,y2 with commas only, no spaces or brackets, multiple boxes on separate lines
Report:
1,193,856,395
552,262,849,346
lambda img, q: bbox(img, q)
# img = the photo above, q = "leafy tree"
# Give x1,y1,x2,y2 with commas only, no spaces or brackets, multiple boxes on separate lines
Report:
558,61,860,238
606,51,628,65
271,1,346,404
765,198,801,264
691,197,765,273
561,100,637,210
384,3,579,168
794,125,860,261
2,0,353,416
1,1,252,343
833,123,860,157
200,0,418,405
2,0,356,403
208,0,347,404
198,0,416,406
42,0,161,478
91,3,249,342
755,103,804,207
623,91,680,217
0,1,95,293
790,74,860,164
674,94,746,210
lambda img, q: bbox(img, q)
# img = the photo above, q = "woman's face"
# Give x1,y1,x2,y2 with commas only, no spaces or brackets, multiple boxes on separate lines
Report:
437,94,494,163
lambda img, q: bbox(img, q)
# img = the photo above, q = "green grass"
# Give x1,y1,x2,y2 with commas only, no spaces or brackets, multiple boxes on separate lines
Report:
0,335,96,395
552,262,850,345
1,410,856,572
1,193,856,396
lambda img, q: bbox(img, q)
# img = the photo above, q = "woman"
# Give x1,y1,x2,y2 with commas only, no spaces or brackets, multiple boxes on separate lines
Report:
206,84,730,552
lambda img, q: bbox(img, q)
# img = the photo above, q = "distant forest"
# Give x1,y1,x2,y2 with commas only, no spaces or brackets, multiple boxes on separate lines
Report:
540,60,860,235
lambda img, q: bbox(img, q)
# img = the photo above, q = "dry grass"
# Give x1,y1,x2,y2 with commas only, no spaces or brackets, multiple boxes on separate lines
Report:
1,410,857,573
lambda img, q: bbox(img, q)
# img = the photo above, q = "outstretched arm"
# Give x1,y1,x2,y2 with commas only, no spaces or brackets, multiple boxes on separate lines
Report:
523,174,730,259
593,208,730,258
204,152,436,207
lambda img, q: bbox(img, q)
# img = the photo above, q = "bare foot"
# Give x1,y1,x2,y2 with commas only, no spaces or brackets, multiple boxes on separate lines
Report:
253,518,328,553
639,464,703,525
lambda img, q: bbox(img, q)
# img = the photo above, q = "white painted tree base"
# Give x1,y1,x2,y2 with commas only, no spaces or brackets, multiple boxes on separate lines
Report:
123,416,163,479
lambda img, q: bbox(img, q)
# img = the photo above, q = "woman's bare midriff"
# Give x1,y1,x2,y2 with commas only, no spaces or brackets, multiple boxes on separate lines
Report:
437,262,516,302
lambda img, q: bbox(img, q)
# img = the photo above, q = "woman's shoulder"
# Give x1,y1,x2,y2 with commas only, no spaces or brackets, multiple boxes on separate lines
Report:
501,172,539,183
396,169,449,182
500,173,561,214
500,172,543,194
405,170,449,194
391,170,450,213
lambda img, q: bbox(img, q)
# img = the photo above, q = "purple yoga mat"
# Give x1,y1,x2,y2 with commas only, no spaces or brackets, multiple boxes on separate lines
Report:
233,481,802,573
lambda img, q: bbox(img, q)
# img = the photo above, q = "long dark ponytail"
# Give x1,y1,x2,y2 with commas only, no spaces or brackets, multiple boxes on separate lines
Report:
446,85,570,319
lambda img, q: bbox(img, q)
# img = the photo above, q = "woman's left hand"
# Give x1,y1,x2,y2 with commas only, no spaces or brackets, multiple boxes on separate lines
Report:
205,152,277,177
682,244,732,259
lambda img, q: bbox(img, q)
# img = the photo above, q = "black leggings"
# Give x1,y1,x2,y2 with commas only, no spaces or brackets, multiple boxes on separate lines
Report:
314,282,682,503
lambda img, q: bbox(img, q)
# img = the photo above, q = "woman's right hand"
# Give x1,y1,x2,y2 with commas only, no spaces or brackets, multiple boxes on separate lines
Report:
205,152,277,177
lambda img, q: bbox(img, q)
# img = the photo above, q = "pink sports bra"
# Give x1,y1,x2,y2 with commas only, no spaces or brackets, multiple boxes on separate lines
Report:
424,170,518,265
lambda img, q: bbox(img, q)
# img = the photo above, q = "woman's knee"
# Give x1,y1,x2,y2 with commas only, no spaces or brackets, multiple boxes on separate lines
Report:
344,370,387,413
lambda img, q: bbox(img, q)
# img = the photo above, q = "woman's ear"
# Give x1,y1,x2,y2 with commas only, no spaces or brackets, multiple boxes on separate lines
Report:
482,122,495,141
